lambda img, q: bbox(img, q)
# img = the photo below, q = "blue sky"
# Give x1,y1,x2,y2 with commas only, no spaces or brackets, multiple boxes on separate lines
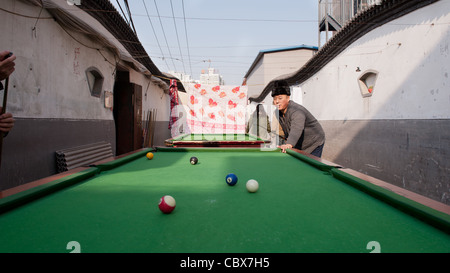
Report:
112,0,319,85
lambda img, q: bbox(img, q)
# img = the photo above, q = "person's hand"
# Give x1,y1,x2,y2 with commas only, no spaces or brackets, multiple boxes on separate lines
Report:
0,107,15,133
0,51,16,81
278,144,292,153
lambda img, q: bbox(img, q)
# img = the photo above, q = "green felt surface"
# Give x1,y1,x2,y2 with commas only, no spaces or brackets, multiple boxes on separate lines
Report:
0,148,449,253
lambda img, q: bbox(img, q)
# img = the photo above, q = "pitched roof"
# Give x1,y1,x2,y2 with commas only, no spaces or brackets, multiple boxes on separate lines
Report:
244,45,318,79
79,0,185,91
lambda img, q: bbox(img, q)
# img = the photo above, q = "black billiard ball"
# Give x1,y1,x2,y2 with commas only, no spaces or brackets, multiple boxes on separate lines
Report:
190,157,198,165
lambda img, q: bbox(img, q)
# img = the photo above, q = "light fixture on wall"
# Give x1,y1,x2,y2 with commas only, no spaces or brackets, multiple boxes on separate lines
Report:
104,91,113,110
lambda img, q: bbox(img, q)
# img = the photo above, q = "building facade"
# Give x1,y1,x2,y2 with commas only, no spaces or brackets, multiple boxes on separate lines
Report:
244,45,317,99
249,0,450,205
0,0,176,190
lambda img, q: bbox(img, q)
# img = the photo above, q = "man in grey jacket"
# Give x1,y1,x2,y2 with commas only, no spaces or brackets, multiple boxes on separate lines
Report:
272,80,325,157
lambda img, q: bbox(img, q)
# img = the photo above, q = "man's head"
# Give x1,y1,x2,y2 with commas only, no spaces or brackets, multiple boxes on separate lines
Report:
271,80,290,112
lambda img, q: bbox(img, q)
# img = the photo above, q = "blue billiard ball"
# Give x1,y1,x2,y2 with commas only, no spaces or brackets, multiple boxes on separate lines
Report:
226,173,238,186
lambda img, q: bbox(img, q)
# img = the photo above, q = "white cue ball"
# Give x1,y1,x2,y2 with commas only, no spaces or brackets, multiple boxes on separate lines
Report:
246,179,259,193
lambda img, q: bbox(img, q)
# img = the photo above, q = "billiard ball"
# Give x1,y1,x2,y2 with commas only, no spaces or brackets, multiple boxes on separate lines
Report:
190,156,198,165
225,173,238,186
146,152,154,160
158,195,176,214
246,179,259,193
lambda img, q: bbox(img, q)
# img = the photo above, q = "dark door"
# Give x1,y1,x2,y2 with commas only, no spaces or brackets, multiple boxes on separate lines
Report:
133,86,143,151
113,74,143,155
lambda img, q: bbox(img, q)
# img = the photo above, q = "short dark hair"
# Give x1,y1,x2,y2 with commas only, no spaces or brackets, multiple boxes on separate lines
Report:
271,80,291,97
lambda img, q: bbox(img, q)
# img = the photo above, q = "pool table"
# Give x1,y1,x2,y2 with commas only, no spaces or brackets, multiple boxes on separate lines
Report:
164,133,270,148
0,147,449,254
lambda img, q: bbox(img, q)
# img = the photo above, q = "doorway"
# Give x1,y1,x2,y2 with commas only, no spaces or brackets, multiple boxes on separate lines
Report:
113,70,143,155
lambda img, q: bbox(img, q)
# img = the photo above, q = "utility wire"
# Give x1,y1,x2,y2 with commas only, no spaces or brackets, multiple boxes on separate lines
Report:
170,0,186,74
130,13,317,23
115,0,130,25
182,0,193,77
142,0,170,71
124,0,137,35
154,0,177,71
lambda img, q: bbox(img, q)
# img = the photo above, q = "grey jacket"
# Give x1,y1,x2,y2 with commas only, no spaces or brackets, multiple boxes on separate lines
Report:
278,101,325,154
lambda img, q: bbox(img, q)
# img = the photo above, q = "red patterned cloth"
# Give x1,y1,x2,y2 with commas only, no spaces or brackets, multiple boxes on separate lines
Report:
185,83,248,134
168,79,179,130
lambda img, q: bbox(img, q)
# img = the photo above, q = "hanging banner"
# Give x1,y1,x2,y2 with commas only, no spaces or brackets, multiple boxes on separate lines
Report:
168,79,182,137
176,83,248,135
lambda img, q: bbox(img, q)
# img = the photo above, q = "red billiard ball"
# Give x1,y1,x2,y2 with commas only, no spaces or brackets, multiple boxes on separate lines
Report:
158,195,176,214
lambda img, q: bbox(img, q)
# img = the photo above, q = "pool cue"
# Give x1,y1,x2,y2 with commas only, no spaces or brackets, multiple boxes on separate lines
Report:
0,76,10,167
151,109,157,147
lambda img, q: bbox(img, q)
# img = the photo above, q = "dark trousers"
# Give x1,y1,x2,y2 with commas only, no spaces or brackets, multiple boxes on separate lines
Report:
310,143,324,158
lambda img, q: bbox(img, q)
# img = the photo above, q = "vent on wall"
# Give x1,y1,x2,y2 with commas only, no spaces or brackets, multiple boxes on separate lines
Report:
86,67,104,98
358,70,378,98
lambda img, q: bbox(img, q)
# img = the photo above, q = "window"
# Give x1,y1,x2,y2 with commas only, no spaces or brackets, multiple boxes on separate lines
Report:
86,67,104,97
358,70,378,98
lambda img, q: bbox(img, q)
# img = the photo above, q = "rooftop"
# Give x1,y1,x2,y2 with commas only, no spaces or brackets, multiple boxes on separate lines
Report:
244,45,318,79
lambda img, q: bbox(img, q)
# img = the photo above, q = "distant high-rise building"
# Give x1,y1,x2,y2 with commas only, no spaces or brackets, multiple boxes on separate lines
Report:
199,68,225,85
168,71,194,84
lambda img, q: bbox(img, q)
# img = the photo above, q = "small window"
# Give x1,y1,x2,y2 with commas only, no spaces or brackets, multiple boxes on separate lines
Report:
86,67,104,97
358,70,378,98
